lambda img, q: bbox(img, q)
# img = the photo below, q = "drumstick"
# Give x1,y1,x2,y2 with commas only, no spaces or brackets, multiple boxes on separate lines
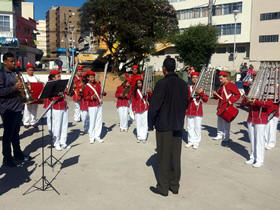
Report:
215,93,223,100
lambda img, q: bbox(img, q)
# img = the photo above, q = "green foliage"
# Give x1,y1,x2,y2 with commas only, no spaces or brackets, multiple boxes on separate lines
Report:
173,24,218,71
80,0,178,71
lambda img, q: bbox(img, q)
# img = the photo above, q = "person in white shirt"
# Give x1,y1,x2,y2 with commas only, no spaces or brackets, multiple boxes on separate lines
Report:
23,62,42,128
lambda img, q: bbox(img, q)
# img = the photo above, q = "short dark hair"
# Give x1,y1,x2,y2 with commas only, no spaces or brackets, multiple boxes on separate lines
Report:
3,52,14,61
163,57,176,72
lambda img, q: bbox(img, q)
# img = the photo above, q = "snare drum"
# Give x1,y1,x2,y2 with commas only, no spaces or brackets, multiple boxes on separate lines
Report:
217,102,239,123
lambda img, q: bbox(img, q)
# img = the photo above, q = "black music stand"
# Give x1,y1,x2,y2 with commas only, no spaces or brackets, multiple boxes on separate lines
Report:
22,79,68,195
40,80,68,168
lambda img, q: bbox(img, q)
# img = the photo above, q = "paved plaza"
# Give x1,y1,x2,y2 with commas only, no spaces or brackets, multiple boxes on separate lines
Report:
0,100,280,210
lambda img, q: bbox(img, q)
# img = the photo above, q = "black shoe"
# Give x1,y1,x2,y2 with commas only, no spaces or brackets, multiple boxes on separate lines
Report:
150,186,168,197
3,158,17,168
169,187,179,194
14,153,32,162
221,140,231,147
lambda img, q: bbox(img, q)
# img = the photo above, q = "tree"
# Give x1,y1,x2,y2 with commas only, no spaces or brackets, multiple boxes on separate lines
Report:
80,0,178,72
173,24,218,71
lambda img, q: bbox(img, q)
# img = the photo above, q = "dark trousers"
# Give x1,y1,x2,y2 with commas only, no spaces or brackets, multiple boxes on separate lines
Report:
156,130,182,193
1,111,23,160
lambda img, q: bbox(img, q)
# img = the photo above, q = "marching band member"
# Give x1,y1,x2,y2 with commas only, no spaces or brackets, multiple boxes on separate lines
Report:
129,65,141,121
213,71,241,144
73,66,84,122
23,62,41,128
243,96,273,167
185,72,208,149
265,101,279,150
132,76,152,143
80,72,89,134
49,70,69,151
83,70,106,144
115,77,132,132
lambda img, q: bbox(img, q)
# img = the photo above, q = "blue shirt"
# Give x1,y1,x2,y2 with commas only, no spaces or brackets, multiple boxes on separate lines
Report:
0,68,24,114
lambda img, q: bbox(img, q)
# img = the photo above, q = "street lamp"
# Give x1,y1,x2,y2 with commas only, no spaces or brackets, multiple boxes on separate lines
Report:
69,24,75,72
233,9,239,73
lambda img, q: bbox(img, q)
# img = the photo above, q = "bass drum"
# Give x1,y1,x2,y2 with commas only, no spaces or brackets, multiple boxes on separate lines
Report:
217,102,239,123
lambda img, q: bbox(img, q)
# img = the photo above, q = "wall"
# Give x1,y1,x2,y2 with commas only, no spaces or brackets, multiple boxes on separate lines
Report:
250,0,280,62
15,14,36,48
21,1,34,19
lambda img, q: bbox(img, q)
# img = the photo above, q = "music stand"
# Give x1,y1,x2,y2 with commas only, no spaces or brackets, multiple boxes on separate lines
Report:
23,79,68,195
40,80,68,168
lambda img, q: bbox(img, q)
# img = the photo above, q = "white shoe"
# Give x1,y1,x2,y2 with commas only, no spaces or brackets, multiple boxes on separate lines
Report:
142,140,147,144
55,145,62,151
96,138,104,143
193,145,199,149
61,144,67,149
90,139,95,144
136,139,141,143
123,129,128,132
213,136,222,140
253,162,263,168
185,143,193,148
245,158,254,165
265,145,274,150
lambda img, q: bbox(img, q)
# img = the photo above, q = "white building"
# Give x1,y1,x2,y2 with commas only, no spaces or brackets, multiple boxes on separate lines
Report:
146,0,252,72
21,1,34,19
36,20,47,56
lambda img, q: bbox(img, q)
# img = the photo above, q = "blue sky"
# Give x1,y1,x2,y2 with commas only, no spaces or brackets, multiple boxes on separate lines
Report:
26,0,87,20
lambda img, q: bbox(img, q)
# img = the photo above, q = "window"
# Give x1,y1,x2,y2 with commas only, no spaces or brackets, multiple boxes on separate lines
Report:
0,15,10,32
215,23,241,36
259,35,279,43
260,12,280,21
201,7,208,17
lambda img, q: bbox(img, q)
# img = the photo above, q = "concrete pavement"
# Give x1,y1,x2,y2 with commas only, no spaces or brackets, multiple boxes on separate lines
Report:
0,101,280,210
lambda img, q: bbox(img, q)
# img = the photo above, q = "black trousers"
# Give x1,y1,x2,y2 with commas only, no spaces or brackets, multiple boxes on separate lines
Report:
156,130,182,193
1,111,23,160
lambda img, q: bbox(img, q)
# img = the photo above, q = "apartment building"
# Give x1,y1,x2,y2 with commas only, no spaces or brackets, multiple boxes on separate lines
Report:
250,0,280,63
36,20,47,56
170,0,252,71
46,6,81,58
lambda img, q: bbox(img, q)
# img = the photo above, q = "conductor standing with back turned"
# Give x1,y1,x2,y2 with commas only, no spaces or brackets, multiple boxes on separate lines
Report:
148,57,188,196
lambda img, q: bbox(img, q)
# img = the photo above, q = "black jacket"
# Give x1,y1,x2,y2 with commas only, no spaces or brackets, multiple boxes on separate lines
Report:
0,68,24,114
148,72,188,132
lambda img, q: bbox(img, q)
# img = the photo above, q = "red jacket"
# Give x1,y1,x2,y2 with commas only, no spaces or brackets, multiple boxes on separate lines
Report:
242,97,273,124
115,85,131,108
83,82,102,107
267,101,279,118
216,82,241,110
52,95,67,110
132,89,152,113
73,76,83,101
186,85,208,116
43,98,51,109
80,98,88,111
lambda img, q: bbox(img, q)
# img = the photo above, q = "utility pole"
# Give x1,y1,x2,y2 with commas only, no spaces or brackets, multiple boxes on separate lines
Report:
208,0,213,25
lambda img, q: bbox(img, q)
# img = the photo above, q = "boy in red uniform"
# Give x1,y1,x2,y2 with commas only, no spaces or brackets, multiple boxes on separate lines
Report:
243,96,273,167
46,70,69,150
115,77,132,132
83,70,105,143
132,76,152,143
129,65,141,121
213,71,241,143
73,66,84,122
185,72,208,149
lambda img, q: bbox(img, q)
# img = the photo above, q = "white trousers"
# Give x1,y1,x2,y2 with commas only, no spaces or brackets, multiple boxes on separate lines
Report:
23,104,38,126
88,106,103,140
81,110,89,133
74,101,81,122
187,116,202,146
52,109,68,146
118,106,128,130
217,116,231,141
248,122,266,164
265,116,278,147
46,110,51,133
135,111,148,140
